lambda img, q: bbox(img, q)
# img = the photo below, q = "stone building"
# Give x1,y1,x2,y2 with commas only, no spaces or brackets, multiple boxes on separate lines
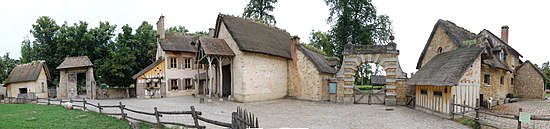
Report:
133,15,207,98
56,56,96,99
514,60,548,99
408,19,547,117
3,61,50,98
134,14,340,102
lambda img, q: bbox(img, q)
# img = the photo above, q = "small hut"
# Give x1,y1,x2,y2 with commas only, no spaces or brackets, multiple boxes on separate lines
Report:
56,56,96,99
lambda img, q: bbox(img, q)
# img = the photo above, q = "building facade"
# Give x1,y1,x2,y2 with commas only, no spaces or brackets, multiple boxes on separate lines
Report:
4,61,50,98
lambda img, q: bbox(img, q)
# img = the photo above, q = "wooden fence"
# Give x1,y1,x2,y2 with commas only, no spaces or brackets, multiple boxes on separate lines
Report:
451,96,550,129
3,97,259,129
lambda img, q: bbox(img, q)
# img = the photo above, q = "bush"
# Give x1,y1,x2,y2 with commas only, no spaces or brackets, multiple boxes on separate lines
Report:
456,117,479,129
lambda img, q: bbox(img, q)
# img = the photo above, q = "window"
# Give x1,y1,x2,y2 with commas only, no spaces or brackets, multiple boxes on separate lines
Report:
184,79,193,90
484,74,490,86
170,57,177,69
500,76,504,85
438,47,443,54
420,90,428,94
198,64,205,70
434,91,443,96
511,78,514,85
184,58,193,69
41,82,45,93
170,79,179,91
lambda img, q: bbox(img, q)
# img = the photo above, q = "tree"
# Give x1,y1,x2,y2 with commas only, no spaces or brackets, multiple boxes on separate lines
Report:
133,21,157,73
98,24,137,87
166,26,189,35
308,30,335,57
540,62,550,89
325,0,393,59
243,0,278,25
20,37,36,64
0,53,17,84
30,16,60,86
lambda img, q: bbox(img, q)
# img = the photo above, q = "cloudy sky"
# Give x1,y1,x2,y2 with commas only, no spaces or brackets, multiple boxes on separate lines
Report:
0,0,548,73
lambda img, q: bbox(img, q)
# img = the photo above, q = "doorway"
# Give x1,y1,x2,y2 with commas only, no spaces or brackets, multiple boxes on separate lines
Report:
19,88,28,94
77,73,87,98
222,65,231,97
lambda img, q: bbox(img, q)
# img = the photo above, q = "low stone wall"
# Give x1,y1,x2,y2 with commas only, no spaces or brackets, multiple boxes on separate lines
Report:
96,88,129,99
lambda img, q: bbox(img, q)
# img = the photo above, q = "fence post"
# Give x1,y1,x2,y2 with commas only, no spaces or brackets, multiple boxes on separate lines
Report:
119,102,126,120
463,100,466,117
59,99,62,105
517,108,522,129
154,107,161,128
98,103,102,113
451,95,455,120
190,106,201,128
47,98,50,105
82,98,86,111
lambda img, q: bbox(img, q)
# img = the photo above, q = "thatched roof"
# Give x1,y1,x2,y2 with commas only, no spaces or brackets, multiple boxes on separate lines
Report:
132,58,165,79
56,56,93,69
407,46,484,86
5,61,50,85
215,14,291,59
297,45,338,74
159,34,196,52
516,60,549,82
416,19,477,69
482,57,511,71
198,37,235,56
478,29,522,57
371,75,386,86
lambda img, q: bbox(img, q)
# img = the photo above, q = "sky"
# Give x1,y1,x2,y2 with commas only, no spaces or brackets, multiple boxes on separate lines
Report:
0,0,549,74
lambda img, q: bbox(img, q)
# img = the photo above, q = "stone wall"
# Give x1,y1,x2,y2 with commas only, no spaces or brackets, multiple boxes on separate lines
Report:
291,49,332,101
396,79,414,105
479,65,513,102
515,62,546,99
419,25,457,68
218,22,288,102
97,88,129,99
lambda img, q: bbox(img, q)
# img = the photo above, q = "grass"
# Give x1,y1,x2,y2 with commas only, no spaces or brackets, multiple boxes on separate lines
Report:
455,117,480,129
355,85,385,93
0,104,154,129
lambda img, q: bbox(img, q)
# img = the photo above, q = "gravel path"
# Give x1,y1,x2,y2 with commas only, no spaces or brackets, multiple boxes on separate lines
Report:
84,96,467,129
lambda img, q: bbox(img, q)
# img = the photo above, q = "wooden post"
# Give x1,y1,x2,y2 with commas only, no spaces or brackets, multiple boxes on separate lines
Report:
47,98,50,105
451,95,455,120
190,106,200,128
98,103,102,113
60,99,62,105
119,102,126,120
463,100,466,117
154,107,161,128
82,98,86,111
219,57,223,101
517,108,522,129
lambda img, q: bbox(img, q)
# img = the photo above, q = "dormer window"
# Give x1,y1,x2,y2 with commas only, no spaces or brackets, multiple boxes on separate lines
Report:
499,50,505,61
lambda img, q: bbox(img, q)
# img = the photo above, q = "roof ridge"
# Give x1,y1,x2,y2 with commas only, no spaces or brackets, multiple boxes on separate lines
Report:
220,14,290,35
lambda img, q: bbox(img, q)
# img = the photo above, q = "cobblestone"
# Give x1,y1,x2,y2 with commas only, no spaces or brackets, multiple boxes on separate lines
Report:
84,96,467,129
479,99,550,128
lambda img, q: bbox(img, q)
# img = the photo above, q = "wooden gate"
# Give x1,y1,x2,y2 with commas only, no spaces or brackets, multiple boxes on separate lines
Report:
68,73,77,99
354,87,386,104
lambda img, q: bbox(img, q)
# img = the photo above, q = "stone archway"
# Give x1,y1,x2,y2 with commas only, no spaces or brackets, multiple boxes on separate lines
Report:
335,39,408,105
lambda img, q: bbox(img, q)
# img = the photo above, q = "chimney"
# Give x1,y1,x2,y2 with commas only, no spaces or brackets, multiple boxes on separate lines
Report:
208,28,215,37
156,15,165,40
501,25,509,43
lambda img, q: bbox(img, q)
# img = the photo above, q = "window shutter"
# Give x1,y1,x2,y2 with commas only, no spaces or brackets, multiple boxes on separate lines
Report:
179,79,183,90
190,58,194,69
178,58,183,69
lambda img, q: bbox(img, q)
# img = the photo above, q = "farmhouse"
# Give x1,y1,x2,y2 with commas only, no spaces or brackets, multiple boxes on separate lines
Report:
407,19,547,117
134,14,340,102
3,61,50,98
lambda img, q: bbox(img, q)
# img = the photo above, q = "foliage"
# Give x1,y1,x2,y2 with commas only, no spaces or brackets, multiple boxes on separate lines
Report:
0,104,153,128
23,16,156,88
355,85,384,93
456,117,480,129
243,0,278,26
540,61,550,89
324,0,393,59
166,25,189,35
462,39,479,47
0,53,18,84
308,30,335,57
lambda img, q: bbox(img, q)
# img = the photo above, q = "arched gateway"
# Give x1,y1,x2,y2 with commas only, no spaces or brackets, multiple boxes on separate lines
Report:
335,37,409,105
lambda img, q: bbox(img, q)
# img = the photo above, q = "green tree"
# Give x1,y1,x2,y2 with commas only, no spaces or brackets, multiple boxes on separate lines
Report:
30,16,60,86
20,37,36,64
325,0,393,59
0,53,17,84
190,31,208,37
166,26,189,35
243,0,278,25
133,21,157,73
308,30,335,57
98,24,138,87
540,62,550,89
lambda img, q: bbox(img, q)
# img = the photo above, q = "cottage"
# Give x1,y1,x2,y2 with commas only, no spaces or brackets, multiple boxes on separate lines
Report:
514,60,548,99
133,15,207,98
4,61,50,98
408,19,547,117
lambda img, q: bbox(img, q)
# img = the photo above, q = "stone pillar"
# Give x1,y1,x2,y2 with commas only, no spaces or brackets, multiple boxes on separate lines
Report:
288,36,302,98
219,57,223,102
57,70,68,99
207,56,213,102
86,67,95,99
